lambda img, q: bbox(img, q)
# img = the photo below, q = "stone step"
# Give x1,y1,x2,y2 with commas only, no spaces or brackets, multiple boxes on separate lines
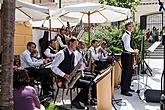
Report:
145,53,164,56
145,56,164,59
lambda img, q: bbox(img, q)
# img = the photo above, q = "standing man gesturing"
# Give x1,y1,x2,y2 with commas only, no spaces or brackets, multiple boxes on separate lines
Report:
121,22,138,96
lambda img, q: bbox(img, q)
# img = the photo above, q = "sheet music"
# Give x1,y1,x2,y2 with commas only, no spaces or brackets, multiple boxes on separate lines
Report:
147,41,161,52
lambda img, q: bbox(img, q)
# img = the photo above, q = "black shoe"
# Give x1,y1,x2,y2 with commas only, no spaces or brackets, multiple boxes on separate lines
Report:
84,99,97,106
90,99,97,106
128,88,135,92
121,92,132,96
72,101,85,109
91,98,97,102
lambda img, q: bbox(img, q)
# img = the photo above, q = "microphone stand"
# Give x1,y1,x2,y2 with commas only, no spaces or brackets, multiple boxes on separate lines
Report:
111,52,126,110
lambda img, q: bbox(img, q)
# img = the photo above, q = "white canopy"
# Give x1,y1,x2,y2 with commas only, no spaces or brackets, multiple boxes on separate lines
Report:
61,2,132,44
15,0,49,22
31,18,78,29
62,2,131,23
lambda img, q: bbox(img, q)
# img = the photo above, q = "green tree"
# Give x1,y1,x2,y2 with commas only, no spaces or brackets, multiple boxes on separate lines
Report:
82,25,143,53
0,0,15,109
99,0,140,13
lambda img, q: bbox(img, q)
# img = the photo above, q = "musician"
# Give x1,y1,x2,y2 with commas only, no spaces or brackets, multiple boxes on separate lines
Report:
97,41,110,67
51,38,91,109
20,42,53,95
88,40,108,70
44,39,57,60
75,40,97,102
31,50,43,65
121,22,138,96
56,28,67,51
74,40,87,70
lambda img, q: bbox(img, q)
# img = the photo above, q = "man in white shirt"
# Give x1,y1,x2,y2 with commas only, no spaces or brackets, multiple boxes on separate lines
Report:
51,38,91,109
44,39,57,60
20,42,53,96
121,22,138,96
97,41,110,67
88,40,99,61
75,40,97,103
56,28,67,51
88,40,108,71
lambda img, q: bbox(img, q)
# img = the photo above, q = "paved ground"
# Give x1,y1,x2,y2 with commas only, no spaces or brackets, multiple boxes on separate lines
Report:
50,58,163,110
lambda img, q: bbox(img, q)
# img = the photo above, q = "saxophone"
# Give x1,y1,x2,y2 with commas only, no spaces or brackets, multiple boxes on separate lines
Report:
64,51,86,88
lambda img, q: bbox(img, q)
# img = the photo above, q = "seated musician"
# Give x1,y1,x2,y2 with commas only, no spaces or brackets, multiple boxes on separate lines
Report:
97,41,110,68
44,39,57,60
88,40,108,71
51,38,92,109
20,42,53,96
74,40,97,102
56,28,67,51
31,50,43,65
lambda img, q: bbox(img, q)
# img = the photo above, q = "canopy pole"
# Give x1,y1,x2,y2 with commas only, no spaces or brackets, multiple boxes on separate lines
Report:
49,19,51,40
88,12,91,47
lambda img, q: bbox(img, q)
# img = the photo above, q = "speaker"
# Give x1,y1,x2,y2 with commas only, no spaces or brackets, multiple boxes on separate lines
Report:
162,35,165,46
140,16,147,30
144,89,163,103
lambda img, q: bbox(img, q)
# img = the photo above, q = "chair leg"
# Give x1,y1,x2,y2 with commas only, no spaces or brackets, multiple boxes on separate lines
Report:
66,89,69,95
70,89,72,108
62,88,65,104
54,87,59,103
76,88,79,95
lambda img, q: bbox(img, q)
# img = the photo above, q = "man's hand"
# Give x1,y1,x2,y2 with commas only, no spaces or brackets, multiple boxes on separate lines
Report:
64,74,72,81
134,49,139,54
43,58,51,64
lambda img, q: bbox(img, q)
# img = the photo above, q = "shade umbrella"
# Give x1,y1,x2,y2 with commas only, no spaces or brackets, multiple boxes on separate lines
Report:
31,18,78,29
15,0,49,22
61,2,131,45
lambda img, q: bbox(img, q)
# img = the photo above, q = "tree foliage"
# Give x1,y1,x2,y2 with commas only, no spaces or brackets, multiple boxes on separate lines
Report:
99,0,140,13
82,25,143,53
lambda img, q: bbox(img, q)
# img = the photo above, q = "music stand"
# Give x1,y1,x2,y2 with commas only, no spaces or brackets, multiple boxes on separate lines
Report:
145,41,161,76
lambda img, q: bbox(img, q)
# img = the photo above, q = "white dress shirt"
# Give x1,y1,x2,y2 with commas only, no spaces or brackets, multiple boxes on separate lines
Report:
122,31,135,53
20,49,44,69
74,50,86,70
44,46,56,58
97,46,108,61
57,35,67,48
88,46,99,61
51,47,74,77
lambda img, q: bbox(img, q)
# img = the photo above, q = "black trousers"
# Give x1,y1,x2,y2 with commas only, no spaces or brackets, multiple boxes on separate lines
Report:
73,79,90,103
25,67,53,95
121,53,133,93
83,72,97,99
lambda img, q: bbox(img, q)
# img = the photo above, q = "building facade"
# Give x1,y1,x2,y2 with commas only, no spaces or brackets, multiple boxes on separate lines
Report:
23,0,98,9
135,0,165,31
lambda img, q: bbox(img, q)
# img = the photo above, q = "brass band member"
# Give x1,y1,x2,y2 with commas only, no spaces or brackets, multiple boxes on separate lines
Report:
88,40,108,71
44,39,57,60
51,38,90,109
20,42,53,95
56,28,67,51
97,41,110,68
75,40,97,104
121,22,138,96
